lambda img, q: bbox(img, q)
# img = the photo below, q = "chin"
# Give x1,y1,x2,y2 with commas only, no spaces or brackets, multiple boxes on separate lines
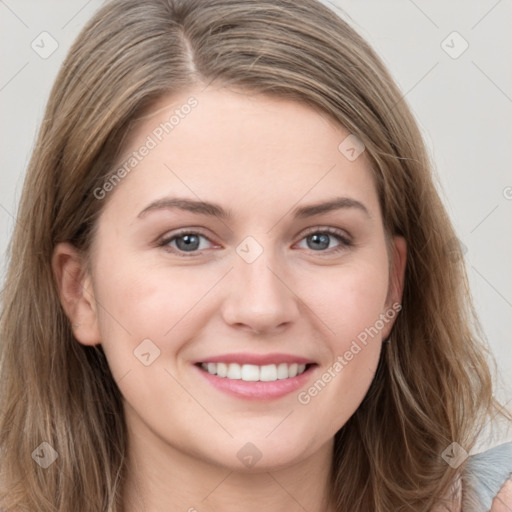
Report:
192,427,325,472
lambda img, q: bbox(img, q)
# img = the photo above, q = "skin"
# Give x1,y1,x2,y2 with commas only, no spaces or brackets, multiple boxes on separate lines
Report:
492,479,512,512
53,86,407,512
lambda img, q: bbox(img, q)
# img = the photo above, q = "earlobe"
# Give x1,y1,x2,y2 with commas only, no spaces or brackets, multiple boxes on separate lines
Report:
52,242,102,346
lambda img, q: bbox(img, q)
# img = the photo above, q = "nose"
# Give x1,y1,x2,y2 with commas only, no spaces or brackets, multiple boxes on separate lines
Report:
221,247,300,335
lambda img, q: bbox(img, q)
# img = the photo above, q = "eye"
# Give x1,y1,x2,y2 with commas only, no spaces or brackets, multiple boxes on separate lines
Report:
296,227,352,253
158,230,215,255
158,226,353,257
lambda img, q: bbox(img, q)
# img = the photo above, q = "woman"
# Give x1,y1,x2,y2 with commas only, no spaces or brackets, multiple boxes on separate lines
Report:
0,0,510,510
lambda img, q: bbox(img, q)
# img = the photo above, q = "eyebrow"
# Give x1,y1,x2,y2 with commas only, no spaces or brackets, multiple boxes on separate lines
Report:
137,196,371,220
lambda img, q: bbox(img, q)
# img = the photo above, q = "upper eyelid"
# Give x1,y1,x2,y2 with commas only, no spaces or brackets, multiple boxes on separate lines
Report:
300,225,351,238
159,227,213,244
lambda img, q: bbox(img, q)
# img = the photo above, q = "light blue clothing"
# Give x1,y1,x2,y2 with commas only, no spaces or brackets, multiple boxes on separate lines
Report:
462,442,512,511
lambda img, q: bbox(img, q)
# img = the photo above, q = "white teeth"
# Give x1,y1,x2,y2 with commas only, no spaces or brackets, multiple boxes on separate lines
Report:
276,363,289,379
226,364,241,379
200,362,309,381
260,364,277,381
217,362,227,377
241,364,259,381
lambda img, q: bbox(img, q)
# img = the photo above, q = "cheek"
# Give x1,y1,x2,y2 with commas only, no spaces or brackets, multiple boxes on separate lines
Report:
302,256,390,346
90,258,221,420
293,255,389,417
90,252,217,375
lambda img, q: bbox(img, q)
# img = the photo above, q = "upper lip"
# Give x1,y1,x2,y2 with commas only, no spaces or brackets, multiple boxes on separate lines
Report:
195,353,316,366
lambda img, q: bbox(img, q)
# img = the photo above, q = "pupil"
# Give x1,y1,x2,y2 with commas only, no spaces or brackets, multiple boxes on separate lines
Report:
309,233,329,250
177,234,199,251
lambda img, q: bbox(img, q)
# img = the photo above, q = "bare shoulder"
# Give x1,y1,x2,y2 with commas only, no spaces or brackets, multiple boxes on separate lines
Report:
490,478,512,512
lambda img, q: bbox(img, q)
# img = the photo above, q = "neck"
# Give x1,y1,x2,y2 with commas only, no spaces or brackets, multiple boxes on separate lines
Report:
121,418,336,512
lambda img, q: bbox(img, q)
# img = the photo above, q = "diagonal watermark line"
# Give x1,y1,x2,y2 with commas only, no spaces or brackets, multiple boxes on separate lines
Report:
267,164,337,234
163,267,234,336
199,77,216,95
0,204,133,334
61,0,94,29
471,0,503,30
1,194,132,340
75,73,119,119
406,0,439,29
390,62,439,111
265,410,294,438
325,0,348,21
266,265,336,335
470,204,499,233
489,489,512,512
29,415,115,512
164,163,233,234
51,68,118,125
479,396,512,435
0,0,29,28
267,473,311,512
62,266,133,335
0,62,29,92
201,470,234,502
0,202,27,232
472,61,512,104
471,265,512,309
116,368,132,384
164,368,234,438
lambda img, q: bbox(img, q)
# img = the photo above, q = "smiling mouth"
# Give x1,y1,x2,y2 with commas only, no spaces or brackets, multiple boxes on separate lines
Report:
197,362,314,382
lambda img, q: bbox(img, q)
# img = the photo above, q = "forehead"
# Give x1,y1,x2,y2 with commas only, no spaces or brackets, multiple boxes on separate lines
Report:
101,87,380,224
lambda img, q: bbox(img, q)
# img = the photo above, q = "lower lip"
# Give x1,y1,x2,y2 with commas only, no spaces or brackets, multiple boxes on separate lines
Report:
194,364,318,401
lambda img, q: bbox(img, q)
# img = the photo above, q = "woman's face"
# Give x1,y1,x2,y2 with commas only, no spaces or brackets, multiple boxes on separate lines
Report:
67,86,406,471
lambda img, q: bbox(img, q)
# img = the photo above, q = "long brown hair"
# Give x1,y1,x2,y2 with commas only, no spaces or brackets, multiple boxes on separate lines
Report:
0,0,508,510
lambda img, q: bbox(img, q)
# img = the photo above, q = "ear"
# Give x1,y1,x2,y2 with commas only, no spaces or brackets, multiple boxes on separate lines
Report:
52,242,101,346
382,235,407,339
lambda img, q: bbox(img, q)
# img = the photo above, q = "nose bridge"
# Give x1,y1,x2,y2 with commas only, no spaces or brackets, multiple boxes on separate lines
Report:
237,239,286,303
222,236,298,332
240,250,280,297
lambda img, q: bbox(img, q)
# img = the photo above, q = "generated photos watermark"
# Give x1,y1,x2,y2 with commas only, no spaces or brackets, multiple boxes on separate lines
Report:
93,96,198,200
297,302,402,405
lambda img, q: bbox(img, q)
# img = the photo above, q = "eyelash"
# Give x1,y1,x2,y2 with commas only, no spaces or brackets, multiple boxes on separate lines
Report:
157,226,353,257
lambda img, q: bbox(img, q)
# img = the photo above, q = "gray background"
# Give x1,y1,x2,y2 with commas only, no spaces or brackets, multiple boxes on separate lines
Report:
1,0,511,443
